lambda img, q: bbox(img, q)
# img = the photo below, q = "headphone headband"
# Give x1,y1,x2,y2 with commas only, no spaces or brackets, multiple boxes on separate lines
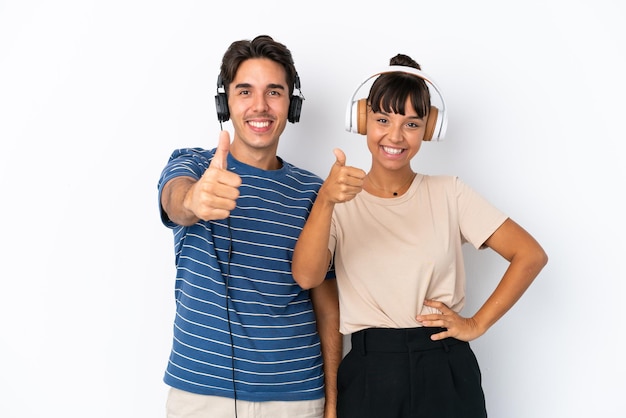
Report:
345,65,448,141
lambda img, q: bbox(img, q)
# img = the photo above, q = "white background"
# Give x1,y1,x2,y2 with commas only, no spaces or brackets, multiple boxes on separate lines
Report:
1,1,624,417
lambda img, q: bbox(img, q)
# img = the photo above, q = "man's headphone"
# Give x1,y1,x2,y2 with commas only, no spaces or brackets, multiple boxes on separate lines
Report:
345,66,448,141
215,73,304,124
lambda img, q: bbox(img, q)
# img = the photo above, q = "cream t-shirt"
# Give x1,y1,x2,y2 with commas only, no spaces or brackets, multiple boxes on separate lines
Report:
328,174,508,335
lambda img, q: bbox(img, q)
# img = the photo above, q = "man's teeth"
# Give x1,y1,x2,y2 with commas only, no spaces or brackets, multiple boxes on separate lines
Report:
249,121,270,128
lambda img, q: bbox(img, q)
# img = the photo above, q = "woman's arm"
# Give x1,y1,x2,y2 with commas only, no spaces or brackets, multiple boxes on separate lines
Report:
471,217,548,333
418,218,548,341
292,149,365,289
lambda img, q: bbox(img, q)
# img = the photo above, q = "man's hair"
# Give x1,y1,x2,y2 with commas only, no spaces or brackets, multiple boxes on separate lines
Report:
220,35,297,97
368,53,431,119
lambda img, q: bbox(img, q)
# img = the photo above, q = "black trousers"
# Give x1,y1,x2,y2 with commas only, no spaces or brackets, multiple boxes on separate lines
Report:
337,327,487,418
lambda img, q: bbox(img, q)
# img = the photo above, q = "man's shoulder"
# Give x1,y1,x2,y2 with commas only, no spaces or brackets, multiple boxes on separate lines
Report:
167,147,213,160
282,161,324,183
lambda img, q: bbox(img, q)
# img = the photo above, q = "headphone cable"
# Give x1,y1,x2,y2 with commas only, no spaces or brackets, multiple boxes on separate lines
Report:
225,216,238,417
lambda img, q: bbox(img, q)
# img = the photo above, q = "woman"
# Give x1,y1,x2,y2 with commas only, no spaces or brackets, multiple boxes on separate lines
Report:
291,53,548,418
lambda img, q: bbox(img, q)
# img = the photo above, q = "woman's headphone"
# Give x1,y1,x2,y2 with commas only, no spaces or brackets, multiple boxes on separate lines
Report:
345,66,448,141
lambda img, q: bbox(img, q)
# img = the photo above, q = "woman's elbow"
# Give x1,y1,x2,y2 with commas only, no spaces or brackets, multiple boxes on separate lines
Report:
537,247,549,270
292,270,321,290
292,251,331,289
527,245,549,275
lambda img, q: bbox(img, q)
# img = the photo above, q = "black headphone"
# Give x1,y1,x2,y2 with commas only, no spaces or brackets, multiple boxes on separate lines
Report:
345,66,448,141
215,73,304,124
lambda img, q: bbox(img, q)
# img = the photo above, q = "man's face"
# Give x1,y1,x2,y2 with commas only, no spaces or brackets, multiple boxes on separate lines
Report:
227,58,290,165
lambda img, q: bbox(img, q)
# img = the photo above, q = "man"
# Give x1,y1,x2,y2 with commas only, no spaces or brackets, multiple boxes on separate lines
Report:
158,35,340,418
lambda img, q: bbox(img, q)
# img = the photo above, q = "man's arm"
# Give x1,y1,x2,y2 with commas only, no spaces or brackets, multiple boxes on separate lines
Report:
161,131,241,225
310,279,341,418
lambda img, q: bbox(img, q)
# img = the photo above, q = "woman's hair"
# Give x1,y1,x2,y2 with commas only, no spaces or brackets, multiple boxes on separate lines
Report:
219,35,297,97
368,53,431,119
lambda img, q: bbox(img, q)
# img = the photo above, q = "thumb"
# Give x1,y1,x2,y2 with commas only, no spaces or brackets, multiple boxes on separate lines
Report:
333,148,346,167
210,130,231,170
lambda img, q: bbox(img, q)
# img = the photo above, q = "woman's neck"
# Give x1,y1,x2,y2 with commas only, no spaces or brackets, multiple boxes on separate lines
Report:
365,170,416,197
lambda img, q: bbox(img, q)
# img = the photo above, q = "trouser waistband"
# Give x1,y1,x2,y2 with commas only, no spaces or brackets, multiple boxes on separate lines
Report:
351,327,464,354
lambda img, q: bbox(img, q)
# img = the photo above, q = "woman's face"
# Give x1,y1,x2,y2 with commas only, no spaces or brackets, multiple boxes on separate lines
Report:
366,97,426,172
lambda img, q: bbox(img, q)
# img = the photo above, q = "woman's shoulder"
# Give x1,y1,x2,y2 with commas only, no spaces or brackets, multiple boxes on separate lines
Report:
419,173,460,186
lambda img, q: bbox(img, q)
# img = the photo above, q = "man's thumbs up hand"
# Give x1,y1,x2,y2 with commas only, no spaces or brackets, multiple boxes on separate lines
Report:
183,131,242,221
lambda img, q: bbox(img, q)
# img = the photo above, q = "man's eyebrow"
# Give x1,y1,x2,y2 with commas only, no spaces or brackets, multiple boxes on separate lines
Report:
233,82,286,90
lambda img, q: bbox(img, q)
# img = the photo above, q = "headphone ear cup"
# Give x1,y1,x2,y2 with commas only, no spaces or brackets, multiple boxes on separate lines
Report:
423,106,439,141
215,93,229,122
354,101,440,140
288,96,303,123
356,98,368,135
